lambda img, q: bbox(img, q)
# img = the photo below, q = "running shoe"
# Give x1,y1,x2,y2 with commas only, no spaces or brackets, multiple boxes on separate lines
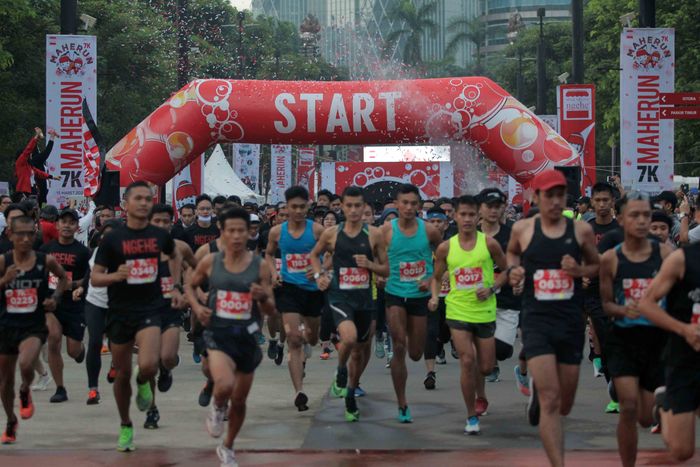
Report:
450,341,459,359
107,365,117,384
320,348,331,360
331,369,348,398
375,334,385,359
608,380,618,403
593,357,604,378
397,406,413,423
117,424,135,452
435,348,446,365
345,397,359,422
31,372,52,391
199,380,214,407
19,389,34,420
424,371,436,390
514,365,530,397
256,333,266,346
385,335,392,358
192,350,202,364
294,391,309,412
50,386,68,403
267,339,278,360
274,343,284,366
485,366,500,383
1,420,17,444
86,389,100,405
135,373,153,412
605,401,620,413
101,343,110,354
385,357,392,369
475,397,489,416
330,380,348,398
527,379,540,426
303,342,313,360
157,367,173,393
217,443,238,467
144,406,160,429
652,386,666,425
464,416,480,435
651,423,661,434
206,404,227,438
354,386,366,398
75,345,86,364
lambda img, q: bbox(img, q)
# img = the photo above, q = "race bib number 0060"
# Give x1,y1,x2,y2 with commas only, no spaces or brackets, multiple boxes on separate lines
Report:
215,291,252,320
399,260,426,282
126,258,158,285
285,253,310,274
533,269,574,301
339,267,370,290
6,288,38,314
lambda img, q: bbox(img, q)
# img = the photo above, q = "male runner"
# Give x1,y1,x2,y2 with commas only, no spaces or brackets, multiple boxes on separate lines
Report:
507,169,599,467
639,229,700,462
91,181,176,451
310,186,388,421
599,193,671,467
183,195,220,252
266,205,287,365
40,208,90,403
265,186,324,411
186,207,275,467
0,216,67,443
145,203,194,428
381,183,442,422
430,195,508,434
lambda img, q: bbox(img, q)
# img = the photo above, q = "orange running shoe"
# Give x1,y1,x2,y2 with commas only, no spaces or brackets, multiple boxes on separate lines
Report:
101,344,110,354
87,389,100,405
107,365,117,384
19,390,33,420
1,419,17,444
320,350,330,360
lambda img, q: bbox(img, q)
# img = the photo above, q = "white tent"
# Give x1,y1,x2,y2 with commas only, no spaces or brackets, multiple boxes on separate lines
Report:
204,145,264,204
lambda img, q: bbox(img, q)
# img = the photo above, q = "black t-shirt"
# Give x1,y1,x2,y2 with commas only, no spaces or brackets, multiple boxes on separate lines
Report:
171,221,192,241
666,244,700,367
95,224,174,314
182,223,219,251
40,239,90,307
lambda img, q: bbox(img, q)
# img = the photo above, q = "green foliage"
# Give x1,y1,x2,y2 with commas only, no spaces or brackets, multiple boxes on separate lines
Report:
385,0,438,66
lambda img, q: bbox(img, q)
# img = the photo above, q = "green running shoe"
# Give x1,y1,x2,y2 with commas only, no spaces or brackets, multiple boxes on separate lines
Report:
605,401,620,413
345,409,359,422
330,380,347,398
135,372,153,412
117,424,135,452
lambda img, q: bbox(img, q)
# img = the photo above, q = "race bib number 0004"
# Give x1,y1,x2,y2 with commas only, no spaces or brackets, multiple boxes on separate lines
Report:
215,291,252,320
399,260,426,282
338,267,370,290
6,288,38,314
454,267,483,290
126,258,158,285
285,253,310,274
533,269,574,301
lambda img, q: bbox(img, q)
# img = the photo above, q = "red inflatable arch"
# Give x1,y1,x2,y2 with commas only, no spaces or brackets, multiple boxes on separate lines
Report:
105,77,579,186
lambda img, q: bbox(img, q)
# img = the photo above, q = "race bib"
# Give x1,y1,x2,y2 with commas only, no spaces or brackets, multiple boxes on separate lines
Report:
692,303,700,325
48,271,72,290
338,267,370,290
454,267,483,290
622,278,651,305
399,260,426,282
274,258,282,274
6,288,38,314
439,277,450,297
126,258,158,285
533,269,574,301
285,253,310,274
215,290,252,320
161,276,175,299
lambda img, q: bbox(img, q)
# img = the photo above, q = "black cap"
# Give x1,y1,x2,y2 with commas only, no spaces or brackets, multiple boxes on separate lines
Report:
478,188,507,205
58,208,80,221
654,191,677,210
577,196,591,204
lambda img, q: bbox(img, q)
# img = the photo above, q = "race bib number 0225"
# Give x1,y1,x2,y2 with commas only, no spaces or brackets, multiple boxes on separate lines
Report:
5,288,38,314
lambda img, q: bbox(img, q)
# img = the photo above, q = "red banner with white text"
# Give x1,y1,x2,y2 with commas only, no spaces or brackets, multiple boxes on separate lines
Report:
296,147,316,199
557,84,596,194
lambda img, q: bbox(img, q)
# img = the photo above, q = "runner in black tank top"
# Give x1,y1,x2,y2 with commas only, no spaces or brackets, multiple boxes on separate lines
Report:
0,216,67,444
310,186,389,423
639,242,700,462
599,194,672,467
185,207,275,466
507,170,599,466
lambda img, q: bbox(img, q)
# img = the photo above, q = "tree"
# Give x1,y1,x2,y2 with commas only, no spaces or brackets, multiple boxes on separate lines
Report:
445,16,486,75
385,0,438,67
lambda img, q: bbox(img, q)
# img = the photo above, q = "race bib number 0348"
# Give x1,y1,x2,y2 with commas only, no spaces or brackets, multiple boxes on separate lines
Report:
285,254,310,274
126,258,158,285
454,267,483,290
533,269,574,301
216,291,252,320
399,260,426,282
339,267,370,290
6,288,38,314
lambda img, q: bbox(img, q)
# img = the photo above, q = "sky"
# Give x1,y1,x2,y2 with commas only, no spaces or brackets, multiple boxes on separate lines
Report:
230,0,252,10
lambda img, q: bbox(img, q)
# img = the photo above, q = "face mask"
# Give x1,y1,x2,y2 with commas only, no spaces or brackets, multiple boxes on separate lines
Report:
198,215,212,223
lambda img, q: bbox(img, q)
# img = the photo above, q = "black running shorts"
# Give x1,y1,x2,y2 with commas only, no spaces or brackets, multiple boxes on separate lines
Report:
604,325,665,392
385,292,429,317
521,310,585,365
203,326,262,374
664,364,700,414
276,282,323,317
328,301,373,342
52,306,86,342
0,324,48,355
106,310,161,345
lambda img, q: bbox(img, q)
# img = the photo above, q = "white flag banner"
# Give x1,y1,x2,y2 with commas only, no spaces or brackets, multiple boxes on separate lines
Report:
233,144,260,194
46,35,97,208
270,144,292,203
620,28,674,193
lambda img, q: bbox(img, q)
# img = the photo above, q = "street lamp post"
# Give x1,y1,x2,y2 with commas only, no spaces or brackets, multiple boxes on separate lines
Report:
177,0,189,88
536,8,547,115
60,0,77,34
572,0,584,84
237,11,245,79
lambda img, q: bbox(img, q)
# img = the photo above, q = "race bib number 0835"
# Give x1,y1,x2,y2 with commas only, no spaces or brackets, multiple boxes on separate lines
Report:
533,269,574,301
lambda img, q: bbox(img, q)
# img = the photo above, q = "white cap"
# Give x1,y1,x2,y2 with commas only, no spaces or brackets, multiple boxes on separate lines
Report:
250,214,260,223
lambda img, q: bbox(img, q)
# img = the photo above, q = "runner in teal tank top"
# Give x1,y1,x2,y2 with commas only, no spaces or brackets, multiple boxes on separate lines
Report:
380,184,442,424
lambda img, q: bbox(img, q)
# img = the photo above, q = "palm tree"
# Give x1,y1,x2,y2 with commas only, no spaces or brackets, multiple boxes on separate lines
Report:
445,16,486,74
385,0,438,67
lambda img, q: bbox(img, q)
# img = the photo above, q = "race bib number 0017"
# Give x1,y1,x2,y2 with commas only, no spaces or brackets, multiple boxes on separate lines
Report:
533,269,574,301
285,253,310,274
454,267,483,290
399,260,426,282
5,288,38,314
216,291,252,320
49,271,72,290
339,267,370,290
126,258,158,285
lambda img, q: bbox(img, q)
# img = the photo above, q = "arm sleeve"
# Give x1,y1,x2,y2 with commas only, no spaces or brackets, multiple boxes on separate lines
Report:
17,137,37,165
31,166,51,180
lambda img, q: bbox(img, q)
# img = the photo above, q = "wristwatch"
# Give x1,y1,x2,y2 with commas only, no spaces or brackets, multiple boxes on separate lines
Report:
313,272,322,280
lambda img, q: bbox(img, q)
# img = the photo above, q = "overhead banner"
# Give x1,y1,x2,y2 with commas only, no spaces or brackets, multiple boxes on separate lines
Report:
620,28,674,192
171,154,204,217
233,143,260,194
296,147,316,197
46,35,97,207
270,144,291,203
557,84,596,193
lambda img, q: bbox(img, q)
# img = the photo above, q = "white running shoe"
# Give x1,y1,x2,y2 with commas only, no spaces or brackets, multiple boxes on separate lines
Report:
206,404,227,438
464,416,480,435
31,373,52,391
216,443,238,467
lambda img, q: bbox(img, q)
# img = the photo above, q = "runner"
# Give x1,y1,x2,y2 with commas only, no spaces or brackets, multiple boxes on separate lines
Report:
145,203,195,429
0,215,67,444
310,186,388,421
40,208,90,404
183,195,220,252
507,169,599,467
381,183,442,423
639,226,700,462
90,181,176,452
264,186,324,412
266,205,287,366
185,207,275,467
430,195,508,434
599,192,671,467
